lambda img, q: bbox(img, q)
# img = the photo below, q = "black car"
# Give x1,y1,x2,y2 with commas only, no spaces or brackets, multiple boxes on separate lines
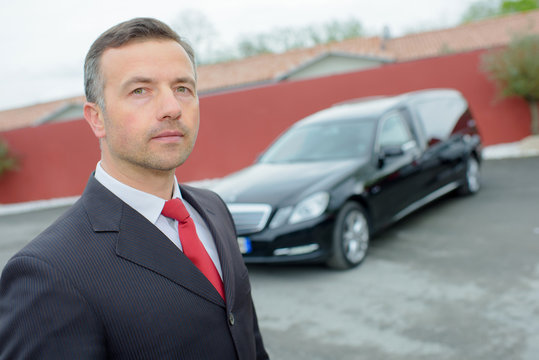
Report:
211,89,482,269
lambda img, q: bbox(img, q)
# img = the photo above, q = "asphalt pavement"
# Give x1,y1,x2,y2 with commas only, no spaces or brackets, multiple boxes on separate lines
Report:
1,156,539,360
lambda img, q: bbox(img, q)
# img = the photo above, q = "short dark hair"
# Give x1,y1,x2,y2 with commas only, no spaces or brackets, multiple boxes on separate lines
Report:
84,17,196,108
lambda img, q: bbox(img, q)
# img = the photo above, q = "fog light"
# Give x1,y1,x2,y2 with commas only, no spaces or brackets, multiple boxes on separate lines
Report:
273,244,320,256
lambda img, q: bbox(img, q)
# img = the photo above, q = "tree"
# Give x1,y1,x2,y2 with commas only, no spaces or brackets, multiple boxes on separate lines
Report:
461,0,501,23
0,139,16,178
236,17,364,58
500,0,539,13
309,18,364,44
170,10,365,62
481,34,539,135
171,9,219,64
461,0,539,23
237,34,274,58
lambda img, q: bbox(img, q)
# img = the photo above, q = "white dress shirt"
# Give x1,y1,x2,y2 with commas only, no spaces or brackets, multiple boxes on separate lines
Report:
94,162,223,279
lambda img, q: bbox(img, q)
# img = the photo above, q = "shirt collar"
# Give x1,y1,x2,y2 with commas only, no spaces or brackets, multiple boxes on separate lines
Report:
94,161,182,225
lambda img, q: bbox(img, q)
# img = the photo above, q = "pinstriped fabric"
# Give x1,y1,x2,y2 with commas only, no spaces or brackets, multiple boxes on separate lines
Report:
0,175,269,360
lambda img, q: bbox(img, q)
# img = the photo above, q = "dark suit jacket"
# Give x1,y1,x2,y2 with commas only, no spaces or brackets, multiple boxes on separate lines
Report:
0,175,269,359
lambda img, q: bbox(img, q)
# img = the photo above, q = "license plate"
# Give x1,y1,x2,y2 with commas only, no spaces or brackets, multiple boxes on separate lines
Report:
237,237,252,254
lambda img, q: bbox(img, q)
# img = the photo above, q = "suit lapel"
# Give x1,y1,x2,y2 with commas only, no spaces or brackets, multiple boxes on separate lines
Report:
181,186,236,307
82,175,225,307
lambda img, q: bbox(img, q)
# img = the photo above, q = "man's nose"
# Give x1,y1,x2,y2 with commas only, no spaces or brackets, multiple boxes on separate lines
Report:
157,89,182,121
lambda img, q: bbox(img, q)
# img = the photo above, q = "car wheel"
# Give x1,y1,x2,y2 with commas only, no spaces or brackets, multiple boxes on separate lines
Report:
458,156,481,195
326,201,370,270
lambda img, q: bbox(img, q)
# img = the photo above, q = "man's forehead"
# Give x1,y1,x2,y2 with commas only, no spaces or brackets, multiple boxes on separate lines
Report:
101,39,189,62
100,39,196,80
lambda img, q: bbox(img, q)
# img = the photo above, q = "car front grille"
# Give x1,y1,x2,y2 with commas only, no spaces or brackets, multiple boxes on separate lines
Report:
226,203,272,235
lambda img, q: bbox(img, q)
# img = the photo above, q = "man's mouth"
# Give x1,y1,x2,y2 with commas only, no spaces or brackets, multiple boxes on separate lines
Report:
152,130,184,142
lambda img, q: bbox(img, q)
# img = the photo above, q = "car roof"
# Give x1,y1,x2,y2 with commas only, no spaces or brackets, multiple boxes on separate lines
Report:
294,88,464,126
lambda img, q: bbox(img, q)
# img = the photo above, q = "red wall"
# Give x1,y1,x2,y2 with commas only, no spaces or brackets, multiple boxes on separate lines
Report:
0,120,100,204
0,49,531,204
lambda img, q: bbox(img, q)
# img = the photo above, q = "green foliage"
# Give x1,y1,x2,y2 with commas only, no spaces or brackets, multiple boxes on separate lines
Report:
236,18,364,58
461,0,501,23
482,34,539,134
237,34,274,58
501,0,539,13
317,18,364,43
0,139,17,177
171,12,364,63
461,0,538,23
481,34,539,101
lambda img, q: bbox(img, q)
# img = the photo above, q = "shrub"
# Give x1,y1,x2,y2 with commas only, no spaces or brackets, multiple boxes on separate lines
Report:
481,34,539,135
0,139,17,177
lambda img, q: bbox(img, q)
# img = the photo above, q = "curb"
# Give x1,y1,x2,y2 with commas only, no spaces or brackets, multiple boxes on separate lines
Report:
0,144,537,217
0,196,79,217
0,179,220,217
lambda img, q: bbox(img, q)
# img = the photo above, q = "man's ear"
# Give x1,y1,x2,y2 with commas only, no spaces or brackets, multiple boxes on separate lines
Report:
84,102,106,139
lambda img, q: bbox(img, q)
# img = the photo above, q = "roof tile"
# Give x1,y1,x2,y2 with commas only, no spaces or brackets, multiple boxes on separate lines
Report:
2,10,539,132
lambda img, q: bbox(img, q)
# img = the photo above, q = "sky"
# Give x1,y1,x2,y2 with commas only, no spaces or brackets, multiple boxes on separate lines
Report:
0,0,479,111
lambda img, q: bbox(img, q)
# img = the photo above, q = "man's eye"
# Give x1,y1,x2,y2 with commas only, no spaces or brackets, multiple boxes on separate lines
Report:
132,88,146,95
177,87,188,93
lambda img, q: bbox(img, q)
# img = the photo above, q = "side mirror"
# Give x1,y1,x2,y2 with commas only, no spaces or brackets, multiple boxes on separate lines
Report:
377,145,405,168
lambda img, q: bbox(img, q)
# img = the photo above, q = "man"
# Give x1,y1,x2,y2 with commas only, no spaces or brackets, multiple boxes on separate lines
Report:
0,18,269,359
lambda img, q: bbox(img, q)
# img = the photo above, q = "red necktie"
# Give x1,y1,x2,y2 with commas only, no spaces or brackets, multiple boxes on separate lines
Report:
161,198,225,300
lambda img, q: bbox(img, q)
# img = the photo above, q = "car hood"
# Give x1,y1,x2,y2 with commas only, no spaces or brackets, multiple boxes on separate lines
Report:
211,159,366,206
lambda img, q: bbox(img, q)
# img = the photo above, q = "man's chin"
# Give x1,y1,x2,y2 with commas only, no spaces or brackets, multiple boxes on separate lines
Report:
146,157,189,172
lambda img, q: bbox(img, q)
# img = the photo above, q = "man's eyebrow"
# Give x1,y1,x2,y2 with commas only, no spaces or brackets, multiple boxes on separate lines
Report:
173,77,197,89
120,76,196,90
121,76,154,91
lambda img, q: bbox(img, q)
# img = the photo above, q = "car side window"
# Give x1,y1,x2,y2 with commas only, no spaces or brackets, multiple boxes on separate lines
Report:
379,113,414,148
415,97,467,145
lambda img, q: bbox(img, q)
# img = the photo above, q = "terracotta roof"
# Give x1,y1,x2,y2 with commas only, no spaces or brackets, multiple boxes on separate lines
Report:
387,10,539,61
0,96,85,132
197,10,539,92
197,36,392,92
1,10,539,132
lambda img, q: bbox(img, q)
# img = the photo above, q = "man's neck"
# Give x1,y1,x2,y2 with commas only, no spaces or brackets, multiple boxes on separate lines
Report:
100,160,176,200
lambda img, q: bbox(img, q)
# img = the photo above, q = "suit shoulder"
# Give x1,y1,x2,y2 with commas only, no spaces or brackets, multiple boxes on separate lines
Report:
11,200,94,261
180,184,227,207
180,184,220,199
180,184,234,225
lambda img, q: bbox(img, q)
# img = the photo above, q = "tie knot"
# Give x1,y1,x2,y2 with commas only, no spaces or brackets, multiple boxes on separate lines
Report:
162,198,190,223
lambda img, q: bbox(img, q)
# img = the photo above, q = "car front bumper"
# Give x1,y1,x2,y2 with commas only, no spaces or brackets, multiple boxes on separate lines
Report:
237,215,335,264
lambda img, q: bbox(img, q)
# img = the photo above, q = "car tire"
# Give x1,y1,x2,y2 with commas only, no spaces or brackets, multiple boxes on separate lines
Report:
458,156,481,195
326,201,370,270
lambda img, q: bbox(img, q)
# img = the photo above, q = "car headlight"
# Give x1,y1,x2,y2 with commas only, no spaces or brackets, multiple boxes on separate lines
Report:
289,192,330,224
269,192,330,229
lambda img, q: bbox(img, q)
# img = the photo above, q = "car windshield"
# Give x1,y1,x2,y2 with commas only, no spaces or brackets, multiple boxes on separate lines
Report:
259,119,376,163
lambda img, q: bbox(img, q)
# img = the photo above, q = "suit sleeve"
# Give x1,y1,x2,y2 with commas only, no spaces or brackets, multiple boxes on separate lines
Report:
0,255,105,359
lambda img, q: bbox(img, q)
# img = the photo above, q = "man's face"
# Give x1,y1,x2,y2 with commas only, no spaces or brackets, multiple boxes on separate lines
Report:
95,39,199,177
